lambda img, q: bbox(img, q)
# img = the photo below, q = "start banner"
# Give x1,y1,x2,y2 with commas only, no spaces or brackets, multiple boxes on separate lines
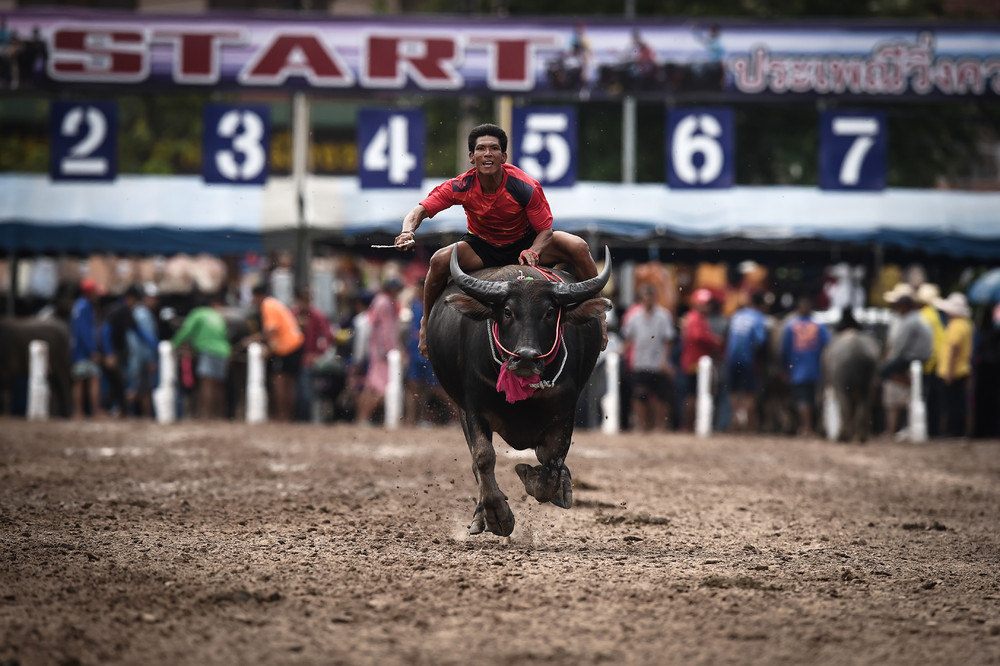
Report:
5,10,1000,100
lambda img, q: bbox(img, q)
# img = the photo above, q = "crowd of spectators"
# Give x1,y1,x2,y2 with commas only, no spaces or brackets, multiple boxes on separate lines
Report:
6,254,999,440
53,266,454,427
611,274,992,441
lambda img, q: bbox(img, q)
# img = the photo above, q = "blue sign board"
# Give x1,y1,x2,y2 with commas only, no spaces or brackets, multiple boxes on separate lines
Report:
203,104,270,185
50,101,117,182
511,106,577,187
667,108,734,189
358,109,424,189
820,111,887,191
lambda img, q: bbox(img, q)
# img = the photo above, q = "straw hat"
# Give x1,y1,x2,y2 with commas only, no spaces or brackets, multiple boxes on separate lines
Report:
934,292,971,318
916,283,940,305
883,282,915,304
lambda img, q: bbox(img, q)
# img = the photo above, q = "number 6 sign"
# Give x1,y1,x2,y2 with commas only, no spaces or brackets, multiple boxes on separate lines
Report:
50,101,117,182
667,108,734,189
820,111,886,191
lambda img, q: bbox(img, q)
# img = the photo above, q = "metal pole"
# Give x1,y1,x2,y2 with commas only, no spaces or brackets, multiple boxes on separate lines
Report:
622,0,637,184
622,96,636,184
292,92,310,292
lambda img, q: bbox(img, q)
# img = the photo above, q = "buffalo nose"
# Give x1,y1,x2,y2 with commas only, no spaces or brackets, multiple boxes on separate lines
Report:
513,348,540,361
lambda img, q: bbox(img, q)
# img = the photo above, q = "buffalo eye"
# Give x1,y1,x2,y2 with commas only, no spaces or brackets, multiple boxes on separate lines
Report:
545,307,557,321
503,306,513,320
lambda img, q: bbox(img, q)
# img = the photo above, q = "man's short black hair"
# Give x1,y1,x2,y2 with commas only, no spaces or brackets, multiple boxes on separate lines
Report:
468,124,507,153
252,283,268,297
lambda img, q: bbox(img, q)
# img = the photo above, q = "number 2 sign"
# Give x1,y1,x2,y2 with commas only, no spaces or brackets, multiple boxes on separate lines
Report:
50,101,117,182
820,111,886,191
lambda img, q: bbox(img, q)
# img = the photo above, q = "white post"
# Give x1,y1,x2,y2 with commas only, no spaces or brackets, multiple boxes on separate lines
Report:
823,386,841,441
908,360,927,443
695,355,713,438
601,351,621,435
27,340,49,421
153,341,176,424
384,349,403,430
246,342,268,424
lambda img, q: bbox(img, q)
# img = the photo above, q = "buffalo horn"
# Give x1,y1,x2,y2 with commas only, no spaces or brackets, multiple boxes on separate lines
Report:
552,246,612,305
450,246,510,303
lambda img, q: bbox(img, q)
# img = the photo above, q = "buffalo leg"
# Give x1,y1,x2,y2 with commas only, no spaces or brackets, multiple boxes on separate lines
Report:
515,422,574,509
460,410,515,537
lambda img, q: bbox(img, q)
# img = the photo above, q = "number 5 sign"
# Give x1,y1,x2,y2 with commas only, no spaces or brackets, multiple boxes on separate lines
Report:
50,101,117,182
667,108,734,189
359,109,423,189
203,104,270,185
820,111,886,191
512,107,576,188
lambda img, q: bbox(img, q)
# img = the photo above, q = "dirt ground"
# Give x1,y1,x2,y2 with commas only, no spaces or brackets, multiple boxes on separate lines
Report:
2,418,999,666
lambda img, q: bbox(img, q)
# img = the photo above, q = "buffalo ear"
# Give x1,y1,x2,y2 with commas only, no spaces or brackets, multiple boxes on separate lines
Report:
445,294,494,321
564,297,612,326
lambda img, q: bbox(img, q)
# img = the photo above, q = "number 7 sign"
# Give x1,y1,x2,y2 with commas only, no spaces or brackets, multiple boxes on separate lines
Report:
820,111,887,191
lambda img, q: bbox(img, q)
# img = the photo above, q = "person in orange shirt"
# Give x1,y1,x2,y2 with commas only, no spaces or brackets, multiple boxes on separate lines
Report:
250,284,305,422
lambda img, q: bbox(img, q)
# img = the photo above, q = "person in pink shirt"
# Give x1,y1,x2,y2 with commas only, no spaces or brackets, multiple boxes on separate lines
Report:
356,278,404,425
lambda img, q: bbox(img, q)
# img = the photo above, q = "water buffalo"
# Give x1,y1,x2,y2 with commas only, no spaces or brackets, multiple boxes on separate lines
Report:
822,328,881,443
428,248,612,537
0,317,73,417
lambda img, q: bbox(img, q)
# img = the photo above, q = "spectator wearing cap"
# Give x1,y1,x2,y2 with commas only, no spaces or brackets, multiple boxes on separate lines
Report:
101,285,160,417
679,288,723,431
172,291,231,420
780,296,831,438
248,283,305,422
126,282,161,418
70,277,106,419
917,283,946,437
879,283,933,438
356,277,404,425
934,292,973,437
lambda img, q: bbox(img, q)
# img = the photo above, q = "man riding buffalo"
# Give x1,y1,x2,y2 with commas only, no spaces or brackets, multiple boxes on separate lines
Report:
428,248,612,536
394,123,604,356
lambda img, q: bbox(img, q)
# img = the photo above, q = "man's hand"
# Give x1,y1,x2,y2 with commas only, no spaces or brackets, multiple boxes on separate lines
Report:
519,249,539,267
394,231,416,250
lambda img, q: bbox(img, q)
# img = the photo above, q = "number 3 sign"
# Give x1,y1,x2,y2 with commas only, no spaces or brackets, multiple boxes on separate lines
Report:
203,104,270,185
667,108,734,189
50,101,117,181
820,111,886,191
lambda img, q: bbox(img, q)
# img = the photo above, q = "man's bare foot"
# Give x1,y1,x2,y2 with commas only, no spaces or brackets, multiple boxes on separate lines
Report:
418,320,429,358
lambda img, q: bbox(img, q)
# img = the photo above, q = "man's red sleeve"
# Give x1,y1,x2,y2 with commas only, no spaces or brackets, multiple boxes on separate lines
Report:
419,180,456,218
526,184,553,232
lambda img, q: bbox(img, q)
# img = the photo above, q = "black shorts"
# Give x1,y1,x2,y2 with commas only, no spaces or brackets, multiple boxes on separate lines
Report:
460,228,538,268
727,360,758,394
631,370,674,403
270,345,303,377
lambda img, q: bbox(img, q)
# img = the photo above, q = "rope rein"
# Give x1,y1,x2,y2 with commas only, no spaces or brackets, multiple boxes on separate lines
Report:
486,265,569,393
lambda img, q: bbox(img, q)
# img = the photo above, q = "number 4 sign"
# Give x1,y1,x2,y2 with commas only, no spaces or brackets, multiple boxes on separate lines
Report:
359,109,423,189
820,111,886,191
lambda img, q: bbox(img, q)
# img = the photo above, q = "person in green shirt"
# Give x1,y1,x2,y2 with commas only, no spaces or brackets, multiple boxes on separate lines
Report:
171,292,232,420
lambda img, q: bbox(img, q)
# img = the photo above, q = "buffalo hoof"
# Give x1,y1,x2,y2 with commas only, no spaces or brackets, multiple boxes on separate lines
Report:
515,463,573,509
469,501,515,537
